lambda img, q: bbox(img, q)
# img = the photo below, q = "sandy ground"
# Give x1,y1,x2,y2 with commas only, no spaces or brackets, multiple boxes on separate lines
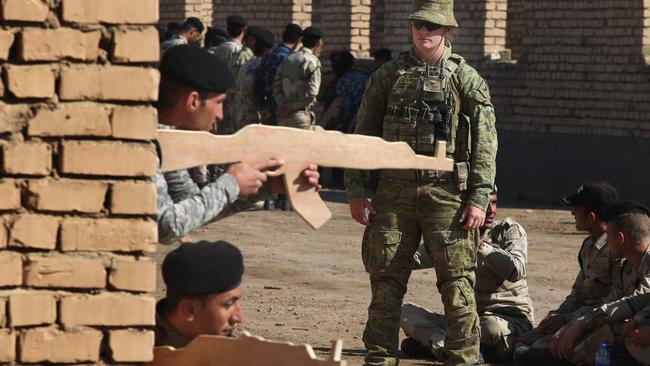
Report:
153,190,583,365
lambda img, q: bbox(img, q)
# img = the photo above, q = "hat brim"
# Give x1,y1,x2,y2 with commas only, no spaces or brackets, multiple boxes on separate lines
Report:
406,12,459,28
562,194,578,206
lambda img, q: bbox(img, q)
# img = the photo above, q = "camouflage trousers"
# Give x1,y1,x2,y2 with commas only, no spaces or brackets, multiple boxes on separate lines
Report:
278,110,315,129
400,303,532,362
361,177,481,366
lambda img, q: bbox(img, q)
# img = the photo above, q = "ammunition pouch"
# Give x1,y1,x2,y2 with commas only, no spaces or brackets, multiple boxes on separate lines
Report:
453,161,469,192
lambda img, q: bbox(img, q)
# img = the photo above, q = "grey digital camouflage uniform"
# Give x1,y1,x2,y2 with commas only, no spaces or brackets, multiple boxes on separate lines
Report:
345,40,498,366
155,124,270,244
273,47,322,129
402,218,533,361
231,46,254,81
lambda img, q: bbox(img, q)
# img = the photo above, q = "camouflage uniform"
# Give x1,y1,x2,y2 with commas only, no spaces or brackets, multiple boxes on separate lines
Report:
212,40,243,135
273,47,322,129
232,57,263,130
518,233,620,346
344,2,498,365
255,44,294,121
565,247,650,365
231,46,254,81
160,35,188,59
155,124,268,244
401,218,533,361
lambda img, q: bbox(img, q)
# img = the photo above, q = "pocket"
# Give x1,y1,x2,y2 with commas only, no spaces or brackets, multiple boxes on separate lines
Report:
453,161,469,192
435,230,475,269
368,229,402,272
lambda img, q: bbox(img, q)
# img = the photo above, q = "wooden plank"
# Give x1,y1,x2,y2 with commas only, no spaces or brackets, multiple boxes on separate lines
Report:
149,333,347,366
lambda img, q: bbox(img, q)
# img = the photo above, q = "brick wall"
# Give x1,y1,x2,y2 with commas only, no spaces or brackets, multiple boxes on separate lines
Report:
482,0,650,138
319,0,370,57
160,0,212,28
0,0,159,363
212,0,310,36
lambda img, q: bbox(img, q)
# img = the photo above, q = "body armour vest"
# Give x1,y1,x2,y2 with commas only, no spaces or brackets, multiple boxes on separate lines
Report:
383,51,469,161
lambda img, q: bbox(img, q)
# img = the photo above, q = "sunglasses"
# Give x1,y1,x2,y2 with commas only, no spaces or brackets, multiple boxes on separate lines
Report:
412,20,443,32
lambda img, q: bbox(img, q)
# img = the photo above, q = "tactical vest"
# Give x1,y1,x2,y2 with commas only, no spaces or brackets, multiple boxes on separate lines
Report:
383,51,470,162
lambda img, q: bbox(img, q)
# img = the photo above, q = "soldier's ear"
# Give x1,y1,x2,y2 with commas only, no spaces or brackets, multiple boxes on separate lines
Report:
587,211,597,224
178,298,199,321
186,91,202,111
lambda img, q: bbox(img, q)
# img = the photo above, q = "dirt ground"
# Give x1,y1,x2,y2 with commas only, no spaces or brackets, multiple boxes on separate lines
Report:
153,190,583,365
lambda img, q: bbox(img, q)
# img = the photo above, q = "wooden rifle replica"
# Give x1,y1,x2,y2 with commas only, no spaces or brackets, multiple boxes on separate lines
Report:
157,125,454,229
148,332,346,366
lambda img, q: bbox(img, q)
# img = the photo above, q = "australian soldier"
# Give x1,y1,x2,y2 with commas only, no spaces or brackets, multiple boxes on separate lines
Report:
344,0,498,365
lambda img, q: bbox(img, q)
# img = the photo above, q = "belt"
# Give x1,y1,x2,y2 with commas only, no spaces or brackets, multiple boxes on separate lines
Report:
379,169,453,184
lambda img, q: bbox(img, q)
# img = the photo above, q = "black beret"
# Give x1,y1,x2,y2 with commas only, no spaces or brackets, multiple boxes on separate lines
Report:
283,23,303,38
160,44,234,93
302,26,323,42
162,240,244,295
248,26,274,49
212,26,229,39
227,15,247,28
602,200,650,222
562,180,619,214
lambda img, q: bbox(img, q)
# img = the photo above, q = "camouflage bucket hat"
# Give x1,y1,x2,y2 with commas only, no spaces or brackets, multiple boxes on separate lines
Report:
406,0,459,28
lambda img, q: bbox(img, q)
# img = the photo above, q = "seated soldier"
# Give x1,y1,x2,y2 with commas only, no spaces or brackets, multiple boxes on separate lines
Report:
515,181,620,350
399,188,534,362
516,200,650,365
155,240,245,347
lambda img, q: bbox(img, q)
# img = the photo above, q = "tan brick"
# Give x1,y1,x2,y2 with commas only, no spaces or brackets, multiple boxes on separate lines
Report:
60,141,156,176
26,179,107,213
9,291,56,326
109,257,155,292
0,252,22,287
29,102,111,137
59,65,159,101
0,102,30,135
0,221,6,249
9,214,59,250
111,105,157,140
0,330,15,363
111,181,156,215
0,30,15,61
0,0,49,22
19,327,102,363
60,218,157,252
0,179,21,210
60,293,155,326
19,28,101,61
112,28,160,63
109,329,154,362
1,142,52,175
62,0,159,24
0,298,5,326
24,254,106,289
5,64,55,99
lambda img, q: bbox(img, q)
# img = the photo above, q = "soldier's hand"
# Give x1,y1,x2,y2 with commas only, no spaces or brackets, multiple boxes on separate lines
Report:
349,198,375,226
227,160,283,198
538,313,566,335
268,163,321,194
460,205,485,230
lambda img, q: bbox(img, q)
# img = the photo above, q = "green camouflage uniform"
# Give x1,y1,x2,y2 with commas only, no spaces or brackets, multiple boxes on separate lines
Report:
344,2,497,365
273,47,321,129
212,40,243,135
402,218,532,361
231,56,261,131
